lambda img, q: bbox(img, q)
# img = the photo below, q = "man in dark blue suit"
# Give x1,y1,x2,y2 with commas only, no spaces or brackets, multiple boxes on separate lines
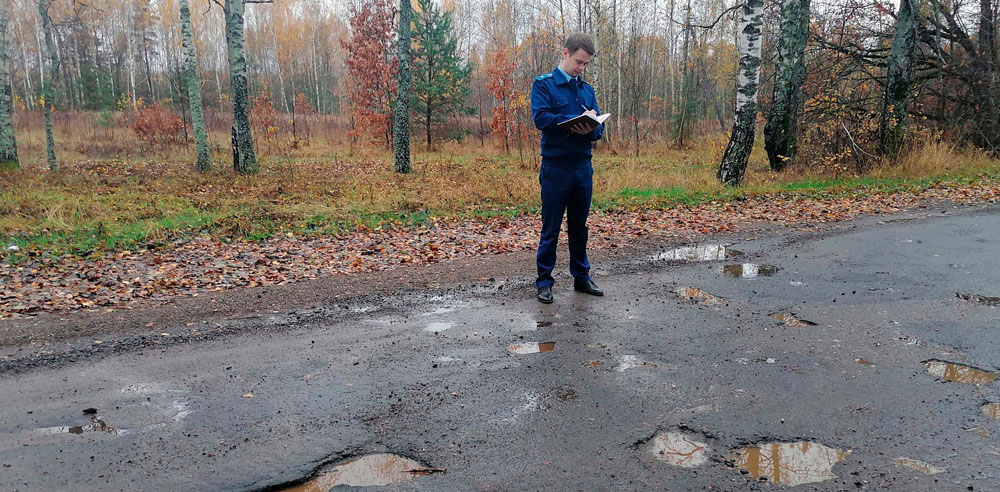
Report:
531,33,605,304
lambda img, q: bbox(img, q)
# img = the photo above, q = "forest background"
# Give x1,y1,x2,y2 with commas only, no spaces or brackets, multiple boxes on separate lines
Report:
1,0,999,261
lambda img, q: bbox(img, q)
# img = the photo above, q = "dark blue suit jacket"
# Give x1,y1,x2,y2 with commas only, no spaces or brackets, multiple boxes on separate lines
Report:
530,67,603,165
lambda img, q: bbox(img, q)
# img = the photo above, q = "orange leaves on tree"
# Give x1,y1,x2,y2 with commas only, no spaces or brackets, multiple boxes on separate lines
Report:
342,0,398,149
486,47,530,154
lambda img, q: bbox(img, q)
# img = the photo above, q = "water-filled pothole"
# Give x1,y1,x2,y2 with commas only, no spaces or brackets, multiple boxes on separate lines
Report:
894,457,946,475
674,286,725,305
769,313,817,327
649,245,744,262
957,292,1000,306
507,342,556,354
731,441,850,486
650,432,710,468
278,453,442,491
723,264,780,278
616,355,658,371
36,417,124,436
981,402,1000,419
923,360,997,385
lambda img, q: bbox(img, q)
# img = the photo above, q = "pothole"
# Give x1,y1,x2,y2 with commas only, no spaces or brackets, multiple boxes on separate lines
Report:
674,286,726,305
616,355,658,372
956,292,1000,306
894,457,946,475
723,264,780,278
981,402,1000,419
507,342,556,354
855,358,875,366
650,432,710,468
648,244,744,262
278,453,442,491
769,313,817,327
731,441,850,486
923,360,997,385
424,322,454,333
36,417,125,436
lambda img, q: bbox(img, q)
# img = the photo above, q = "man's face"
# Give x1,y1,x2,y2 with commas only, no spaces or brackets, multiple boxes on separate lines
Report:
559,48,593,77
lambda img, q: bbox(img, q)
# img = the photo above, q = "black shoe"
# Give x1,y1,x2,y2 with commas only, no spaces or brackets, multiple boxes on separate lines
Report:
574,279,604,296
537,286,553,303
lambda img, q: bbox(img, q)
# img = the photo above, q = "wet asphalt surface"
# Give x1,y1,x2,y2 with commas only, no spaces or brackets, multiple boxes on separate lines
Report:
1,204,999,491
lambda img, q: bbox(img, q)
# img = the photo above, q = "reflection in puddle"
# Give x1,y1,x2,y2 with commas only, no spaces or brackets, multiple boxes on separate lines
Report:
649,245,743,262
279,453,441,491
923,360,997,385
536,321,553,328
651,432,710,468
507,342,556,354
981,403,1000,419
855,358,875,365
769,313,817,327
968,426,991,438
732,441,850,486
37,417,125,436
723,264,779,278
894,457,946,475
674,286,725,305
424,322,454,333
957,292,1000,306
584,361,604,368
616,355,658,372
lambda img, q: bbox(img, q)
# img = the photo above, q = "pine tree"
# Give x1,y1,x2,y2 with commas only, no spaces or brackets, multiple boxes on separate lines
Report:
411,0,473,149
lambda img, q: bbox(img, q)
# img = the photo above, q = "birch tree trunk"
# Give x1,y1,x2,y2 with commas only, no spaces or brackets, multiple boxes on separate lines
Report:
181,0,211,172
38,0,57,170
879,0,921,157
0,0,18,169
224,0,258,174
394,0,412,173
763,0,811,171
717,0,764,187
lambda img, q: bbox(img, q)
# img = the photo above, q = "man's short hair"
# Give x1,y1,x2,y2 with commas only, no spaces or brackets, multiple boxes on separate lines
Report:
564,33,596,56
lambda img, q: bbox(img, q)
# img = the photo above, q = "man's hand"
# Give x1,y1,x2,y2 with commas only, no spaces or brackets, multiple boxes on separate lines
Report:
570,110,597,135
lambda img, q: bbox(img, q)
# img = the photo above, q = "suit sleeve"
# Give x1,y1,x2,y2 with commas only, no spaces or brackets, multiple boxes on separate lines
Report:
588,91,604,142
531,80,565,131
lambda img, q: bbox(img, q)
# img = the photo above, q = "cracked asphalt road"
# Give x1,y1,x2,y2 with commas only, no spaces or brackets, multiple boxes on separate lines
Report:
1,204,999,491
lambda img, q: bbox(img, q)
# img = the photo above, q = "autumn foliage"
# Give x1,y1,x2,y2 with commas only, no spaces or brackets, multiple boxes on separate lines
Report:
342,0,398,149
131,104,184,146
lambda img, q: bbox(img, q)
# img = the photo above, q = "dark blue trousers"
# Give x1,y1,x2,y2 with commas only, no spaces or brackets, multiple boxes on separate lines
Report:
536,162,593,288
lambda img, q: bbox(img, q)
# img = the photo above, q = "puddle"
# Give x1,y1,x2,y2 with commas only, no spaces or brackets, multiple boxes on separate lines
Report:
536,321,553,328
584,361,604,368
723,264,780,278
968,426,991,438
674,286,726,305
769,313,817,327
731,441,850,486
616,355,658,372
507,342,556,355
855,358,875,365
279,453,441,491
894,457,946,475
649,245,743,262
650,432,710,468
923,360,997,385
424,322,454,333
981,403,1000,419
37,417,125,436
957,292,1000,306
